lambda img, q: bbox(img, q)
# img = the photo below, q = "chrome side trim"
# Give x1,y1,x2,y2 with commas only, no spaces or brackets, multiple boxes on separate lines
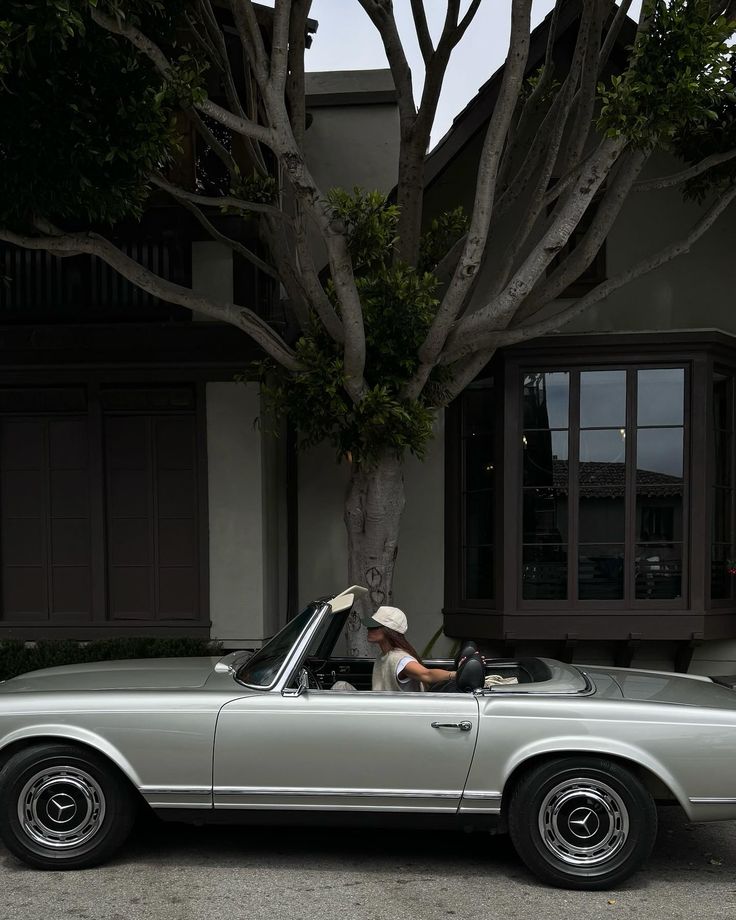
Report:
459,791,502,815
458,806,502,815
214,787,460,799
141,787,211,796
689,797,736,804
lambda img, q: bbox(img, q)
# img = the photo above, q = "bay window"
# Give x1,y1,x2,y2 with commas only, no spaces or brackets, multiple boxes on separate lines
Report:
445,335,736,644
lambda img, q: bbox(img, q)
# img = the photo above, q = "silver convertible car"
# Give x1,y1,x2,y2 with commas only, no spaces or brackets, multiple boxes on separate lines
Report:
1,586,736,889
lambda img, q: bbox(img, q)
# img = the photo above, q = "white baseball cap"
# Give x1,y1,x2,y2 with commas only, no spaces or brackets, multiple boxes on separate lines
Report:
362,605,408,634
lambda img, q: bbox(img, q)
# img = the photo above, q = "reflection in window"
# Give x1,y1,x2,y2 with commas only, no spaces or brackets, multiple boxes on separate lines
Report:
522,373,569,599
461,379,495,599
578,371,628,599
635,369,684,599
518,366,687,604
712,372,734,599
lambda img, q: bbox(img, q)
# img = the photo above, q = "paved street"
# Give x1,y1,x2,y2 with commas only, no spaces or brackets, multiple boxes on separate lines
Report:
2,806,735,920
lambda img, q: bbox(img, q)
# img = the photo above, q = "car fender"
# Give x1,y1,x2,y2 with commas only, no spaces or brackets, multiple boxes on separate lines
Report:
498,735,691,814
0,723,143,788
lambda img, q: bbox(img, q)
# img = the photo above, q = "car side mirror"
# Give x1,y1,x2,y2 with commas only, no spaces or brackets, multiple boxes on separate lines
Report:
282,667,309,698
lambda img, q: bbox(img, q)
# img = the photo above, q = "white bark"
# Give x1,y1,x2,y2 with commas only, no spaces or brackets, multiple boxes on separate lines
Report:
344,454,406,658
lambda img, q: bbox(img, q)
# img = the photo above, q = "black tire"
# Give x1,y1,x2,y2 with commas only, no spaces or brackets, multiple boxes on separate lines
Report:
508,756,657,890
0,743,137,870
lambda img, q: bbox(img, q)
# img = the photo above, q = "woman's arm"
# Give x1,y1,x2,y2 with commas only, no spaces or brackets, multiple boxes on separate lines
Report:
399,659,455,687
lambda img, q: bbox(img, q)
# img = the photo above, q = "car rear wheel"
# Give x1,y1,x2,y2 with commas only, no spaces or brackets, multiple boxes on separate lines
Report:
0,743,137,870
508,756,657,890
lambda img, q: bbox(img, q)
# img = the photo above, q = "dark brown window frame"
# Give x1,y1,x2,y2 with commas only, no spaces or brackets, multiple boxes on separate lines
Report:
0,375,210,639
444,333,736,644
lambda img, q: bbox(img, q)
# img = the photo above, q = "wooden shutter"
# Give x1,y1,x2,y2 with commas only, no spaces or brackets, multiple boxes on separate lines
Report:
1,417,92,620
105,414,199,620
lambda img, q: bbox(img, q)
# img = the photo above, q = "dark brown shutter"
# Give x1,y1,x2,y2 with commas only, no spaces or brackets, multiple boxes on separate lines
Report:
105,414,199,620
1,417,92,620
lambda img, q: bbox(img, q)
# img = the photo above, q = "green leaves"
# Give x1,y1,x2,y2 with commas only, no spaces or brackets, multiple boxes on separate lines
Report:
256,190,462,465
0,1,194,226
597,0,735,151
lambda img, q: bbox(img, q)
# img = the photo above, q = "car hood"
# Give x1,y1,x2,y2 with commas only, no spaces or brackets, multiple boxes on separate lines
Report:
590,665,736,710
0,657,222,693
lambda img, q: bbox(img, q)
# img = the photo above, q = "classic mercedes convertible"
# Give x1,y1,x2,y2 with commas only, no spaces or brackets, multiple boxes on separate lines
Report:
1,586,735,889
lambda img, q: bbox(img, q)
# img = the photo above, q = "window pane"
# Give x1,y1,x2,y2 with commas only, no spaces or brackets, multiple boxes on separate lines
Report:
638,498,681,542
635,544,682,599
465,546,494,599
711,544,733,600
464,436,494,491
465,490,493,545
522,544,567,599
580,371,626,428
579,489,625,542
462,384,494,437
523,430,568,486
578,545,624,599
523,372,569,429
523,488,568,543
580,428,627,465
637,428,683,481
637,369,684,426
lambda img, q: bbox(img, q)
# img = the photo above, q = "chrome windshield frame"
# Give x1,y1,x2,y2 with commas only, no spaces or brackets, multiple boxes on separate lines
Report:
234,603,330,693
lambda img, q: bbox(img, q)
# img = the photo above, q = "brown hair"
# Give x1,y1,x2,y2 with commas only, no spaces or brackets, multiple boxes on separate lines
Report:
381,627,424,666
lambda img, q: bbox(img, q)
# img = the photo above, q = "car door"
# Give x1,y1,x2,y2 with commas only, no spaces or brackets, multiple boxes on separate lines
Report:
213,688,479,813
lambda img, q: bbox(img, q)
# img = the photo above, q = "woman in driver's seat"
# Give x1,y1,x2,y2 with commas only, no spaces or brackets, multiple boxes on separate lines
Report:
363,606,456,692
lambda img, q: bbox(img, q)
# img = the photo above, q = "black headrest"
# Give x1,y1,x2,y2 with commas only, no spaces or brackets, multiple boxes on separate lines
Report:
455,641,479,668
455,653,484,692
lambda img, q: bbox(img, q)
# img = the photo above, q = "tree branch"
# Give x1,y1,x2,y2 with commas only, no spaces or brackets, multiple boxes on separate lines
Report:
149,174,289,222
227,0,271,90
403,0,534,399
90,6,274,147
599,0,633,76
516,148,648,322
0,227,299,369
441,135,627,363
633,149,736,192
286,0,311,148
269,0,293,95
410,0,434,64
496,183,736,346
165,189,280,281
196,0,249,121
188,109,239,182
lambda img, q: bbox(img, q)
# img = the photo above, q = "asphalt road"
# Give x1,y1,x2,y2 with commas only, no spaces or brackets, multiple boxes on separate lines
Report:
2,807,736,920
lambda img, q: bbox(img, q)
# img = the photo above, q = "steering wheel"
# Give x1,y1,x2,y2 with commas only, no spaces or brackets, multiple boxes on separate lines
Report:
303,661,322,690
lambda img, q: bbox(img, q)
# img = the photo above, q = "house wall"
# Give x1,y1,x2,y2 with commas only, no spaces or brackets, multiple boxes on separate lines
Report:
206,381,276,647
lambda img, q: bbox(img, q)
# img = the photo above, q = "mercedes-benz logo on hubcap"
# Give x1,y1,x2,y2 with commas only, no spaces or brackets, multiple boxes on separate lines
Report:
567,806,600,839
46,793,78,825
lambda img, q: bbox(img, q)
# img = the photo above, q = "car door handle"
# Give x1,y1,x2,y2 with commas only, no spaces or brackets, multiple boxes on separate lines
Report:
431,721,473,732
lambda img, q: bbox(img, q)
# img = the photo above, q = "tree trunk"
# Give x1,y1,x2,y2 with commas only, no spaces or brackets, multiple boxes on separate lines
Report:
344,452,406,657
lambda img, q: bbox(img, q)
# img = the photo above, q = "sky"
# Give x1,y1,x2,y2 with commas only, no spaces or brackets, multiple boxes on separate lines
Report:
260,0,643,148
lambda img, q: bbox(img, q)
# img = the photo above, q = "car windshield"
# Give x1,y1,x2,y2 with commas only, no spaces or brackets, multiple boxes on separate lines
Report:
236,604,320,688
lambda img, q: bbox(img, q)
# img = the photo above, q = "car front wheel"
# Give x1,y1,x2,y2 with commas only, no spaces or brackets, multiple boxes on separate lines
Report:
508,756,657,890
0,743,137,870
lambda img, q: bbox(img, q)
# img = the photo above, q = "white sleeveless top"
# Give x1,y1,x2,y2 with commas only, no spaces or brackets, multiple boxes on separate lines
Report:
372,649,423,692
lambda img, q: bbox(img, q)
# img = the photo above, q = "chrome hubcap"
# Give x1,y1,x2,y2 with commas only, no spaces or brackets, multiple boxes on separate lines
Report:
539,778,629,868
18,766,106,849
